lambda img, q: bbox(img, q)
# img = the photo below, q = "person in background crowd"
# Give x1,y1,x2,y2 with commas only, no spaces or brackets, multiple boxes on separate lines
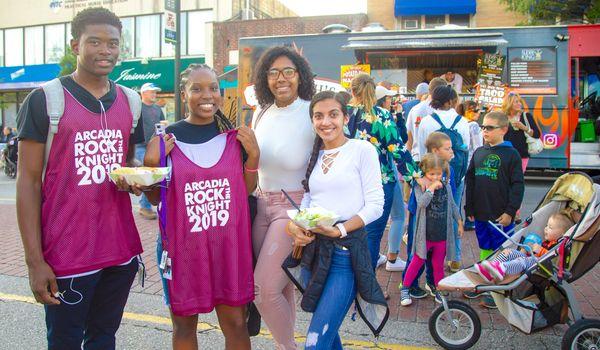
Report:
137,82,165,220
417,85,470,273
440,70,463,93
1,126,15,143
16,8,144,349
405,78,448,162
403,83,429,123
347,73,421,272
251,46,316,350
423,69,434,84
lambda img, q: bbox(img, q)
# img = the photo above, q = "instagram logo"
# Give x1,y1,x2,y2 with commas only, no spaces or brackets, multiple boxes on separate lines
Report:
543,133,558,149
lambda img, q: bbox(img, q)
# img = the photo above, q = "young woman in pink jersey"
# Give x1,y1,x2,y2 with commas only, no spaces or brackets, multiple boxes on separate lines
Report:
144,64,259,350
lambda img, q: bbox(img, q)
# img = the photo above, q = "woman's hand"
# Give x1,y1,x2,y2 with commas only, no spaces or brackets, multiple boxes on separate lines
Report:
287,222,315,247
311,225,342,238
162,133,176,156
236,126,260,160
510,120,527,131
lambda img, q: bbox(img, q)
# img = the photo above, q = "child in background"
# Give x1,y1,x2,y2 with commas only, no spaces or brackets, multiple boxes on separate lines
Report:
476,212,574,283
465,111,524,308
401,154,463,306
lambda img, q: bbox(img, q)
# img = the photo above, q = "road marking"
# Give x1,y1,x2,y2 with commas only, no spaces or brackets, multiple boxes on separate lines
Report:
0,292,430,349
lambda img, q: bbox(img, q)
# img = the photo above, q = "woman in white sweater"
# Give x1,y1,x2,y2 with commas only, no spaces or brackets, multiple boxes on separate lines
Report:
287,91,386,349
250,46,316,350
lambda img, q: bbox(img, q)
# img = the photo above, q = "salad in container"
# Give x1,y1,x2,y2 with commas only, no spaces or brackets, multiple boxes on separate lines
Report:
287,207,340,230
109,167,170,187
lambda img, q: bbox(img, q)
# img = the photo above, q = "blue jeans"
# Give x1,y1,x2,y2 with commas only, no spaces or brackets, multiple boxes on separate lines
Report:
387,181,406,255
402,211,434,289
366,182,395,270
135,145,152,210
45,259,138,350
305,248,356,350
451,181,464,262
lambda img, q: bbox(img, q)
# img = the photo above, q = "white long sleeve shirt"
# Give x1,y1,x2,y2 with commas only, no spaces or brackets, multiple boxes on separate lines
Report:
417,108,471,159
252,98,315,192
300,139,384,225
406,98,434,161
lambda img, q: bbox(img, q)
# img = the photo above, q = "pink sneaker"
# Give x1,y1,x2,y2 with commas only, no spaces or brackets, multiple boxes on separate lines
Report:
482,260,506,282
475,263,494,283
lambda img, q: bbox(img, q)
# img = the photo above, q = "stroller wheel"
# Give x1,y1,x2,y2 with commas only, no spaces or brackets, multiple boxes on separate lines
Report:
562,318,600,350
429,300,481,350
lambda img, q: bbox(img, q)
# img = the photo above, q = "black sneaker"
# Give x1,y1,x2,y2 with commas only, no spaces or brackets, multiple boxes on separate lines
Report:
463,291,483,299
409,287,428,299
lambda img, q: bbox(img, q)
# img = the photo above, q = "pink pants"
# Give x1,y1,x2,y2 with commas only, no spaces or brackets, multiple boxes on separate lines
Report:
403,240,447,288
252,190,304,350
522,158,529,173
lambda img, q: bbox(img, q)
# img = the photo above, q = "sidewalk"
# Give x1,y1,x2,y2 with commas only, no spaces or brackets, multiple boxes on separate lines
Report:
2,203,599,343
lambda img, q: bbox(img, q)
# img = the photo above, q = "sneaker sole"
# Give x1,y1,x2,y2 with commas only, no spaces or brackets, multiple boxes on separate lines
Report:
385,266,406,272
482,260,505,281
401,300,412,306
409,292,428,299
463,293,482,299
475,264,494,283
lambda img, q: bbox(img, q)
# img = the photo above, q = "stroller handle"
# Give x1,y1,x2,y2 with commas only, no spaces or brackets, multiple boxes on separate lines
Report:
486,220,532,253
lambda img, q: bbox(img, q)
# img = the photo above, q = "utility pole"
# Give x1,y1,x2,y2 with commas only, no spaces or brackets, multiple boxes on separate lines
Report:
174,0,182,120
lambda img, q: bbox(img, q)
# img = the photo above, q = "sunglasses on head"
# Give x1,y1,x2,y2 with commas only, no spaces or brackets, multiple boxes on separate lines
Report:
480,125,502,131
267,67,297,80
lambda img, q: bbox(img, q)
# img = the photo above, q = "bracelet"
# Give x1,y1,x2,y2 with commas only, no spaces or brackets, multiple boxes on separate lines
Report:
336,223,348,238
244,163,258,173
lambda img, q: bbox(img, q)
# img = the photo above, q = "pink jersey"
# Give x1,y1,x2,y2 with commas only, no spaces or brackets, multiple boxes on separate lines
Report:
41,87,142,277
161,131,254,316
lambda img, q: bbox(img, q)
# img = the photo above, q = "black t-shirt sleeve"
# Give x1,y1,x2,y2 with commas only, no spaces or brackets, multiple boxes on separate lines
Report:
16,89,49,144
131,118,144,144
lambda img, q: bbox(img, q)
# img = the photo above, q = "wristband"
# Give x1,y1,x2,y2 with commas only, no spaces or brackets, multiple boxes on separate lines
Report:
244,164,258,173
336,223,347,238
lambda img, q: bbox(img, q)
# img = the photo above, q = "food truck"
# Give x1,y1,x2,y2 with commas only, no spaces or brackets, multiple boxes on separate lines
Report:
236,24,600,171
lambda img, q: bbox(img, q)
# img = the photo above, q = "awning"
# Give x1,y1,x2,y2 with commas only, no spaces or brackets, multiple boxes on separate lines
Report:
0,64,60,91
342,32,508,50
395,0,476,16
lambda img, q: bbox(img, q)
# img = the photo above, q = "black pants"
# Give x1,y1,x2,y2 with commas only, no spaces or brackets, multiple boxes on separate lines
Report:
45,259,138,350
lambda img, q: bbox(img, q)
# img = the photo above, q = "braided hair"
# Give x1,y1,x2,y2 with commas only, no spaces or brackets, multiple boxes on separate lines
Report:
302,91,349,193
179,63,232,132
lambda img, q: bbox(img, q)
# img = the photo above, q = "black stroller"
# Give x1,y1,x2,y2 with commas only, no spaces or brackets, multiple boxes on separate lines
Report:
428,172,600,350
1,136,17,178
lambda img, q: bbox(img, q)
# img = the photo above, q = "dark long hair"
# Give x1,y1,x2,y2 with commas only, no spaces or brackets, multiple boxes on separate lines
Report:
253,46,316,108
301,91,349,193
180,63,232,131
430,85,458,110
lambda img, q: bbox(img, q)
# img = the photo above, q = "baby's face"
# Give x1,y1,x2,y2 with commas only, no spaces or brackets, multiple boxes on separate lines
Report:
544,217,564,241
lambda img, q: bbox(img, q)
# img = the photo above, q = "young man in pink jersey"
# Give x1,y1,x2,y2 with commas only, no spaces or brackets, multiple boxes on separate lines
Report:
16,8,144,350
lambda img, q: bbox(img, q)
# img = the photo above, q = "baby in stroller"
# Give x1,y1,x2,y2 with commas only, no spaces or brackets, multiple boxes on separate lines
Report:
475,211,575,283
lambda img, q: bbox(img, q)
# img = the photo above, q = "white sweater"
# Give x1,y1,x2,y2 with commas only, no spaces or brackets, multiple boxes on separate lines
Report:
417,108,470,158
252,98,315,192
300,139,384,225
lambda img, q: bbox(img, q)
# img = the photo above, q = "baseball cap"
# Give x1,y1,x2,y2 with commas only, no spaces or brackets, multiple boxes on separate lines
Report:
415,82,429,96
140,83,161,93
375,85,398,100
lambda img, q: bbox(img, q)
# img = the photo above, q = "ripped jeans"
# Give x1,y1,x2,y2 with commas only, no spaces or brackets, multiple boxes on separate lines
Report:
305,248,356,350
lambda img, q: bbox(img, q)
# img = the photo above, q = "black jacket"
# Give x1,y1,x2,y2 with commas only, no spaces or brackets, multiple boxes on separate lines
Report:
505,112,541,158
282,228,389,337
465,141,524,221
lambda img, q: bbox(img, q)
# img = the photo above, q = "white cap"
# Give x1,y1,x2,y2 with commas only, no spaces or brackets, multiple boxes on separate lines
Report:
140,82,161,93
375,85,398,100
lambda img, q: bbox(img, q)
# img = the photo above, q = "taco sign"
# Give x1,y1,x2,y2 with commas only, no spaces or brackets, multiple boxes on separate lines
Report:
340,64,370,89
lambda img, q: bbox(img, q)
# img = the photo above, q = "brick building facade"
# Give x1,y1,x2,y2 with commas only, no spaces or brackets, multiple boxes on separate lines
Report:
212,14,369,73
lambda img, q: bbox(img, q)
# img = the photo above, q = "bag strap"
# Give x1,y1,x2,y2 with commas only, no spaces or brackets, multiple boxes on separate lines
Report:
450,115,462,130
117,84,142,134
158,136,168,247
431,113,445,129
41,78,65,181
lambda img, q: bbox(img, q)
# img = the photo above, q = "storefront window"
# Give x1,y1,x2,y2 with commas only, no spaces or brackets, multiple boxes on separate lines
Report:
45,24,65,63
425,15,445,29
187,10,213,55
25,26,44,65
66,23,72,44
121,17,134,59
402,16,421,30
5,28,24,67
161,12,188,57
136,15,160,58
0,30,4,66
449,14,470,27
2,93,18,128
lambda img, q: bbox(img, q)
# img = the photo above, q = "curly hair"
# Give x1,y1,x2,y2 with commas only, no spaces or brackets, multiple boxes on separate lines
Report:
71,7,122,40
252,46,315,108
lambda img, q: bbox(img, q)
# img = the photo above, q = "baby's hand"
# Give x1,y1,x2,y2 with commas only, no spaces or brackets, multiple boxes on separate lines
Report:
531,243,541,254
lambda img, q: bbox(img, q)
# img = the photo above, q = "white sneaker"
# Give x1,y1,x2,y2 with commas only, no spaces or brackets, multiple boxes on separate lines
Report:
376,254,387,268
385,258,407,272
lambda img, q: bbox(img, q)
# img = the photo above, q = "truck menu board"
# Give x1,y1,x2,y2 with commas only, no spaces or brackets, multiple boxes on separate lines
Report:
508,47,557,94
